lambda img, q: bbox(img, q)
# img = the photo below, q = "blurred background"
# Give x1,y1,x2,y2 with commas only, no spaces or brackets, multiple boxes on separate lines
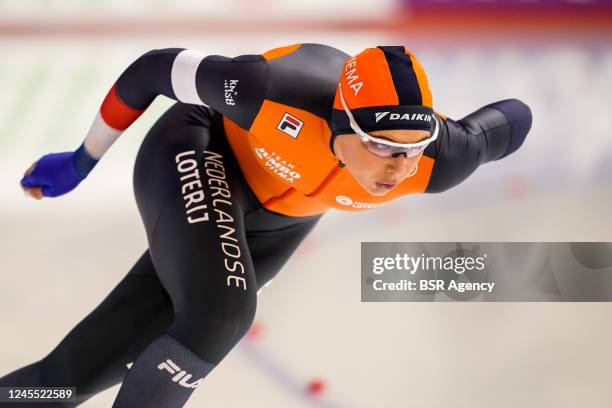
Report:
1,0,612,407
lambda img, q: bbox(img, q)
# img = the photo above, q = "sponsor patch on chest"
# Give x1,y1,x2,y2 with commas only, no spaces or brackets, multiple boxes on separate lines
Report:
255,146,301,183
277,113,303,139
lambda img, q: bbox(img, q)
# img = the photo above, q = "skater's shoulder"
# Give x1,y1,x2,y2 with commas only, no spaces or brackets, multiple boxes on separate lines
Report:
262,43,349,62
260,43,348,120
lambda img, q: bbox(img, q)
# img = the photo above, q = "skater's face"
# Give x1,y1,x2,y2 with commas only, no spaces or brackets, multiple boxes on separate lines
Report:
333,129,430,196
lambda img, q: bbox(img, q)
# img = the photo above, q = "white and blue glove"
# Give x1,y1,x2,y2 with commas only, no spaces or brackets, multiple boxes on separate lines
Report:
20,142,98,199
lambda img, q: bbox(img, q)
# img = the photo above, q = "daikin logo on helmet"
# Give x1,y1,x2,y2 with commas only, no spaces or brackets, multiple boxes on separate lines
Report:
374,112,389,122
374,111,432,123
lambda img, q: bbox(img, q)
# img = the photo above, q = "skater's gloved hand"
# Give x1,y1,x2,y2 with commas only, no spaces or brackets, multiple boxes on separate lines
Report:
20,143,98,199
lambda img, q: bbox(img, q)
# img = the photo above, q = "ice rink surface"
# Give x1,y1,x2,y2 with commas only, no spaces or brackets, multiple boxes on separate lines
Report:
1,20,612,408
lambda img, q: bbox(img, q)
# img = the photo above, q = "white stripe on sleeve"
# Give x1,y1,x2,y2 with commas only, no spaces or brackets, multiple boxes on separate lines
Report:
83,112,122,159
171,50,208,105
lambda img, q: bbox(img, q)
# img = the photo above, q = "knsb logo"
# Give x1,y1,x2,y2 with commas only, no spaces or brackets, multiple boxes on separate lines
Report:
158,359,204,389
224,79,239,106
277,113,303,139
336,195,388,209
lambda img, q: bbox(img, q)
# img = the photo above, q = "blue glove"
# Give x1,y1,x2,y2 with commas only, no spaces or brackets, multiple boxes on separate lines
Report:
20,143,98,198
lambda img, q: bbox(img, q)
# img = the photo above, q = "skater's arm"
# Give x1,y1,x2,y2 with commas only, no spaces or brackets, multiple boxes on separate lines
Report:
20,47,271,199
424,99,532,193
78,48,269,172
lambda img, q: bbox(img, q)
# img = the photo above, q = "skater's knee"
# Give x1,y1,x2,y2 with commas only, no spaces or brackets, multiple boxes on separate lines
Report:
191,290,257,338
171,293,257,363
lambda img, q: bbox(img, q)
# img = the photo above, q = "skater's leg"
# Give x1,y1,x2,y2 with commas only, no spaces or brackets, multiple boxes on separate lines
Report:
112,103,257,408
0,249,174,407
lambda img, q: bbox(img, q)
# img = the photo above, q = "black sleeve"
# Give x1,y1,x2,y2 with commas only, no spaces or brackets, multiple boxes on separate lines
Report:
424,99,532,193
114,48,183,108
113,48,269,130
195,54,268,129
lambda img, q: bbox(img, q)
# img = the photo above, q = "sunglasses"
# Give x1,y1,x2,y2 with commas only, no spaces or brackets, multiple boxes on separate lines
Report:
338,84,439,158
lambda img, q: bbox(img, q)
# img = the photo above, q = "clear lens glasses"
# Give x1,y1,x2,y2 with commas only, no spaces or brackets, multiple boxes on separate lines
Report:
357,135,428,158
338,84,439,160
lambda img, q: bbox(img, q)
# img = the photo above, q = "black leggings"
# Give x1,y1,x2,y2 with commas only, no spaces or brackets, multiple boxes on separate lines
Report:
0,103,323,406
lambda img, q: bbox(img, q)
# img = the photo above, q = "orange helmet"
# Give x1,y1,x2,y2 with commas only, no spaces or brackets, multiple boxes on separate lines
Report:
331,46,434,145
